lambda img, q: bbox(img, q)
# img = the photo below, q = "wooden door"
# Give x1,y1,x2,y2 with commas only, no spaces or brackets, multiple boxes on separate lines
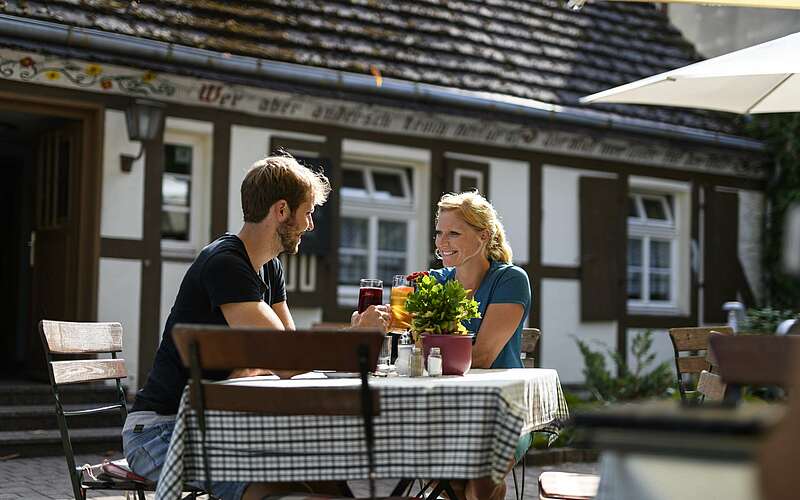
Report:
26,124,81,378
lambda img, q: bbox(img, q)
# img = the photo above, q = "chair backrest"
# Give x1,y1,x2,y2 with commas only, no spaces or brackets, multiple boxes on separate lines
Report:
172,325,384,415
520,328,541,368
668,326,733,402
172,325,384,497
710,333,800,389
39,320,130,500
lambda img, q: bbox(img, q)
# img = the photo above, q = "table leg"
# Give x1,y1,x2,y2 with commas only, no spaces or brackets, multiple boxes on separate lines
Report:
427,480,462,500
390,478,414,496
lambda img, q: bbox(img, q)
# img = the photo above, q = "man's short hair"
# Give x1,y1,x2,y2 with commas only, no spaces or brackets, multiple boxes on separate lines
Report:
241,154,330,223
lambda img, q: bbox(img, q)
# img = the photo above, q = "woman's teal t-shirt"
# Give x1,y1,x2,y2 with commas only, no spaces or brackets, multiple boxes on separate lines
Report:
430,261,531,369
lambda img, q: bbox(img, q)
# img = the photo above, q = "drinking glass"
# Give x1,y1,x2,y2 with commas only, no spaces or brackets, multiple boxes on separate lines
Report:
389,275,414,334
378,334,392,369
358,279,383,313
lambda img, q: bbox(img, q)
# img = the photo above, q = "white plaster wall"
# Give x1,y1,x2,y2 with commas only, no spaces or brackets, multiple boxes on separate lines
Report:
291,307,323,329
540,278,617,384
738,190,764,304
626,328,674,377
97,258,142,388
101,109,144,239
542,166,617,267
489,159,530,264
228,127,326,231
160,261,191,340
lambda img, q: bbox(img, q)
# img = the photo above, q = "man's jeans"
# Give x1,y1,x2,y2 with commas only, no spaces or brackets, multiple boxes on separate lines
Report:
122,419,248,500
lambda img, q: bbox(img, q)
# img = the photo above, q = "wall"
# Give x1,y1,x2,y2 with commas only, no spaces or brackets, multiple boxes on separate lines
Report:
669,5,800,57
98,109,146,386
738,189,765,304
97,258,142,387
540,279,617,384
101,110,144,239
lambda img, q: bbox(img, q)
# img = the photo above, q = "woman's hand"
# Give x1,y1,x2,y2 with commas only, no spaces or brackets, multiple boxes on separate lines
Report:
351,304,391,332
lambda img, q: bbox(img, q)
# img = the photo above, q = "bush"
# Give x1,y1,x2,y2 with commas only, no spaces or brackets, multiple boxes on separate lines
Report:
742,307,799,334
575,330,673,403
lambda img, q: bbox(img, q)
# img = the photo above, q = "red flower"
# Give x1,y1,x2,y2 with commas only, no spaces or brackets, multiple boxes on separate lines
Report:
20,57,34,67
406,271,430,282
100,79,112,90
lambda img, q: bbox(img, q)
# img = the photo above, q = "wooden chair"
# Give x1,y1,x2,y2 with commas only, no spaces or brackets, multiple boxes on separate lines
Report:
538,471,599,500
709,333,800,405
39,320,151,500
520,327,541,368
172,325,415,500
667,326,734,403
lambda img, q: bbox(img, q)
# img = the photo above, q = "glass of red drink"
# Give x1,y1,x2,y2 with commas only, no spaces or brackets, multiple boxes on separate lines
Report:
358,279,383,313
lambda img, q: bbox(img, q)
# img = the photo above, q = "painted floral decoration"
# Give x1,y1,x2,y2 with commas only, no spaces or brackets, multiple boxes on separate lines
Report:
85,64,103,76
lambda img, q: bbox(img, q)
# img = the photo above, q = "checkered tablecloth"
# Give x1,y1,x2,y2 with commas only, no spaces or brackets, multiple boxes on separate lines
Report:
155,369,569,499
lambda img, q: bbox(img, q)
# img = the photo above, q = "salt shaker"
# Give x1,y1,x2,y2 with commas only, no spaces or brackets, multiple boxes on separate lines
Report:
409,346,425,377
395,334,413,376
427,347,442,377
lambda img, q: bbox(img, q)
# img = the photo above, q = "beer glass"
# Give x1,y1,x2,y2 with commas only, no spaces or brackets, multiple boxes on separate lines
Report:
389,275,413,334
358,279,383,313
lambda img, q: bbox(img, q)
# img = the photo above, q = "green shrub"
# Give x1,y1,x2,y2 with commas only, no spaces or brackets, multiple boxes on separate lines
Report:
575,330,673,403
742,307,799,334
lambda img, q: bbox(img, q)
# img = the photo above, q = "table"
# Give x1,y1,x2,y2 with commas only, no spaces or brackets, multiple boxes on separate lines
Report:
156,368,569,499
574,400,785,500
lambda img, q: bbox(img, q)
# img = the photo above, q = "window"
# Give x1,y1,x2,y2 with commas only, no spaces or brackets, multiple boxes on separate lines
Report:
627,193,677,309
161,126,210,257
338,162,415,305
162,144,193,241
454,168,484,193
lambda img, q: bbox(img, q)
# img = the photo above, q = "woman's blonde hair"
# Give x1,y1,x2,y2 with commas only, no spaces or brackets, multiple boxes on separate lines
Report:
436,191,512,264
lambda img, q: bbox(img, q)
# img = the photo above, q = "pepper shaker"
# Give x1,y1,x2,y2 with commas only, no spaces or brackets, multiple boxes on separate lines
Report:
409,346,425,377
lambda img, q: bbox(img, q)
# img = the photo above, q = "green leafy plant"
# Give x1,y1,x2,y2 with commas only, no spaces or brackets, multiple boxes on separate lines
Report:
742,307,799,334
404,274,480,341
575,330,673,403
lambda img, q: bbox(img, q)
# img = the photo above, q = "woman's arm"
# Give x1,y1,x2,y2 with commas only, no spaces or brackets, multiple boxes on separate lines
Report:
472,302,525,368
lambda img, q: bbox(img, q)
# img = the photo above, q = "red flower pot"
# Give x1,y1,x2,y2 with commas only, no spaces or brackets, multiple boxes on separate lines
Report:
421,334,474,376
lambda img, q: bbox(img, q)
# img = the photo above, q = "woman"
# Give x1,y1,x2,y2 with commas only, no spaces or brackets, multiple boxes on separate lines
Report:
430,191,531,500
431,191,531,369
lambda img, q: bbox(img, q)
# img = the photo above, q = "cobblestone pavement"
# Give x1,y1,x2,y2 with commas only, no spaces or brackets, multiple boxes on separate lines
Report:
0,453,597,499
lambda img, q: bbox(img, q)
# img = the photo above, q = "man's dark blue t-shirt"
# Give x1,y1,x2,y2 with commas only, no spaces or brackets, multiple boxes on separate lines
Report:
131,234,286,415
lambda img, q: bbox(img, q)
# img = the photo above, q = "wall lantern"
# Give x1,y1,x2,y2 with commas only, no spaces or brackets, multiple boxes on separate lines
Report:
120,98,165,173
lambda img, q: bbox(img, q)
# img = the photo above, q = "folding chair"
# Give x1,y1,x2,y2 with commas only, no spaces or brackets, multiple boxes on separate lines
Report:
509,327,542,500
710,333,800,405
39,320,152,500
172,325,414,500
667,326,734,403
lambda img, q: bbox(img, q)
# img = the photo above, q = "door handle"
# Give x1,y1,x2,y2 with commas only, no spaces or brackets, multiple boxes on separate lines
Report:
28,231,35,268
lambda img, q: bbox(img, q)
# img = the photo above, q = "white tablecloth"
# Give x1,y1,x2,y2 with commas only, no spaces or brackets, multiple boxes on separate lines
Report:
155,368,568,499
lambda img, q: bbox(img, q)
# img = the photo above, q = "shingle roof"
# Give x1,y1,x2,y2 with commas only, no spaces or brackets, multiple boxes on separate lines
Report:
0,0,739,133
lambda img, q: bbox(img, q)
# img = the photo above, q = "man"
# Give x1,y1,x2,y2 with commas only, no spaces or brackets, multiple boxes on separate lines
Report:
122,155,390,500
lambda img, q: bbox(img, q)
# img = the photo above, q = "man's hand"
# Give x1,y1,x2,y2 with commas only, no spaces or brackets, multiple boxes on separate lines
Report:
228,368,305,379
228,368,272,379
351,304,391,332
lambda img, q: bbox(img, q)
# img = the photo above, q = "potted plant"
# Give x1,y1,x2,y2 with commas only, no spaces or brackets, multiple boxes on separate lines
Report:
404,274,481,375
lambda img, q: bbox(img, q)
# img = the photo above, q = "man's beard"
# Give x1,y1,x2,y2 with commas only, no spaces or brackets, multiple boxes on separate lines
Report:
277,219,302,254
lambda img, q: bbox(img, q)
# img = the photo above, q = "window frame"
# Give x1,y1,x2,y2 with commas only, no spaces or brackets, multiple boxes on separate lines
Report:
627,191,682,314
160,127,211,258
